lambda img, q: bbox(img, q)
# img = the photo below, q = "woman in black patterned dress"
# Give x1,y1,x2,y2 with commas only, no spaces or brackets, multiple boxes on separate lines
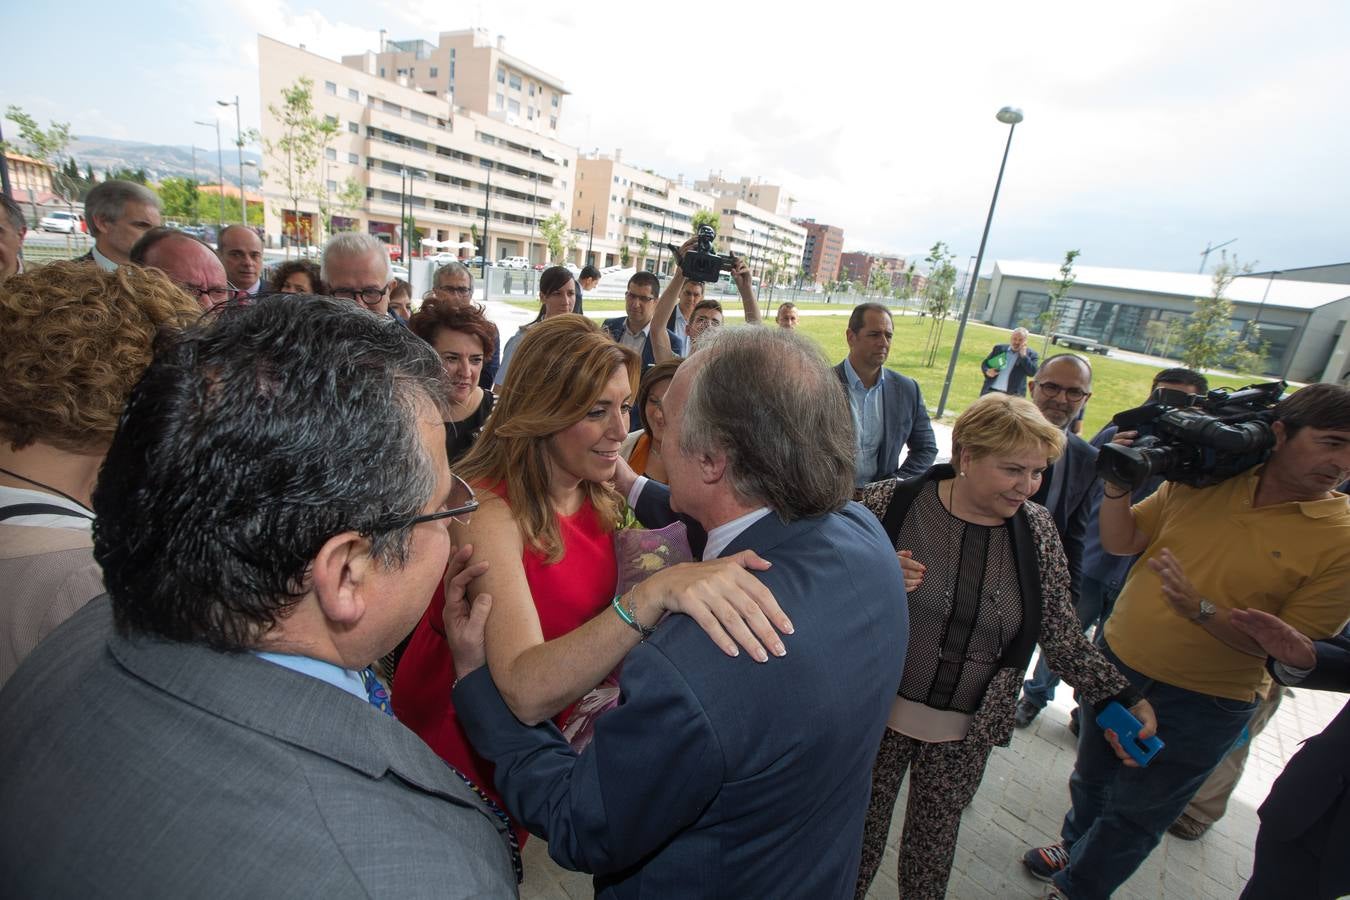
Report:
854,393,1155,900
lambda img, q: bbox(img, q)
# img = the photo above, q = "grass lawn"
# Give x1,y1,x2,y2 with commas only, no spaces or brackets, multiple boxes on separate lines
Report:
502,300,1267,436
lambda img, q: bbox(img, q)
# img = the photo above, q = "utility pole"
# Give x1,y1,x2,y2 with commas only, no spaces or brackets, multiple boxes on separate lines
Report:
217,96,246,225
480,160,492,278
194,118,225,232
586,208,595,265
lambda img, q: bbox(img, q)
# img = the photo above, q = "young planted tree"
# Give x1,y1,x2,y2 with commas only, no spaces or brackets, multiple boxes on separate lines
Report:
316,177,364,239
921,242,958,367
263,77,330,255
1179,253,1255,373
620,244,632,268
1038,248,1081,353
638,227,651,270
539,212,567,263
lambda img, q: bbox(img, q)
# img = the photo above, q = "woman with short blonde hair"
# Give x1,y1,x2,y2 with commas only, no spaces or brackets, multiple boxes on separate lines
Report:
854,393,1152,900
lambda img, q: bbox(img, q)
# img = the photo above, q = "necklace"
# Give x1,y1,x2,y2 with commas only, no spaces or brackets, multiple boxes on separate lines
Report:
0,465,94,515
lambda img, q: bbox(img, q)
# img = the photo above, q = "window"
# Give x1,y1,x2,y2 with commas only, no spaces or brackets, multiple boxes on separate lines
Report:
396,68,408,77
381,99,403,115
508,99,520,115
327,180,337,192
550,116,557,129
509,73,522,90
497,66,505,83
325,81,337,95
379,67,385,77
325,148,337,161
527,109,534,120
409,67,416,77
430,67,438,78
496,93,504,110
410,110,429,125
347,89,359,103
348,152,359,164
324,114,338,126
529,84,535,96
348,121,359,133
552,93,559,108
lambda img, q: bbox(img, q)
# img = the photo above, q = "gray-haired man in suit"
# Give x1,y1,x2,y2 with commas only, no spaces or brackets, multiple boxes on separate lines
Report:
0,296,518,897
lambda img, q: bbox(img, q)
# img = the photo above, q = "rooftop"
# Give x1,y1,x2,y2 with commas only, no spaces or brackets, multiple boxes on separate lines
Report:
995,260,1350,311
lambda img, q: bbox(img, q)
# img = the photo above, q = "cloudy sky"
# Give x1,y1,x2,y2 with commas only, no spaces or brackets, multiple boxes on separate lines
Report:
6,0,1347,273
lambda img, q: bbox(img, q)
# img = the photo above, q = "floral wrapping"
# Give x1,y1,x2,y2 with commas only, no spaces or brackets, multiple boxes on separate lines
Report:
560,517,695,751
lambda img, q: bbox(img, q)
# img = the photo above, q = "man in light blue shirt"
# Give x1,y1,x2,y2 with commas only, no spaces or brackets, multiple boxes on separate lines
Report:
834,303,937,487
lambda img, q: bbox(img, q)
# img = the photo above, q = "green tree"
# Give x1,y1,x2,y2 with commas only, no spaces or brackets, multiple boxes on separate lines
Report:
108,167,149,185
4,105,73,221
620,244,632,268
638,227,651,270
868,264,891,299
539,213,568,262
921,242,958,367
317,177,364,238
690,209,720,235
470,223,481,257
1179,253,1255,372
1037,248,1081,353
157,177,202,221
263,77,332,253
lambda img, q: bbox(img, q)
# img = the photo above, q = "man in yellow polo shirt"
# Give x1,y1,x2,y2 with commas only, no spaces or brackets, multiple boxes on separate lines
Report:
1023,382,1350,900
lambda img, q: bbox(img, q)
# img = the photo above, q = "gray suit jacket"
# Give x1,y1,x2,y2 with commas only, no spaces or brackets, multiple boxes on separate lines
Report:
833,362,937,482
0,598,517,898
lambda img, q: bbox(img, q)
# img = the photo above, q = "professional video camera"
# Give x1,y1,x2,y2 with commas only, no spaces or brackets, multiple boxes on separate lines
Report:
1096,380,1286,491
668,225,738,283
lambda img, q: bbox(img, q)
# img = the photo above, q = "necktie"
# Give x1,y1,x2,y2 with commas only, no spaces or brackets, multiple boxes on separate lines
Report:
358,667,522,883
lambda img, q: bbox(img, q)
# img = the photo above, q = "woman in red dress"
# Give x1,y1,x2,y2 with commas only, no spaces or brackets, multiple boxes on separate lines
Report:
393,315,788,845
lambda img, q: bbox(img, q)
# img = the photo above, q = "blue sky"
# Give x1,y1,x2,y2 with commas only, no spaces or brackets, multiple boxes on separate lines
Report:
6,0,1348,274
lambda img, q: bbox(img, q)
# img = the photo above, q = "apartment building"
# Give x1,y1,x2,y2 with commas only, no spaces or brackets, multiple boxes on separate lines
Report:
794,218,844,286
341,29,568,137
258,35,576,262
572,151,715,272
695,173,796,218
712,197,808,284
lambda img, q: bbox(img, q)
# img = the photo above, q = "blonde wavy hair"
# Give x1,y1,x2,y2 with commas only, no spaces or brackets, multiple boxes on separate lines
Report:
456,314,640,562
0,261,201,452
951,392,1066,469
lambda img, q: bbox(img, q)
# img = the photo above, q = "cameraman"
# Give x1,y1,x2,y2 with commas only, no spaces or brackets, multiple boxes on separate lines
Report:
649,236,760,364
1024,382,1350,900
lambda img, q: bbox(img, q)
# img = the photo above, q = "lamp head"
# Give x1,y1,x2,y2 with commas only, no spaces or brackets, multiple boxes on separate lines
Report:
996,106,1024,125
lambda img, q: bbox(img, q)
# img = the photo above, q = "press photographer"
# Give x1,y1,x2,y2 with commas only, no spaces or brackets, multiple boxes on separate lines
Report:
1023,382,1350,899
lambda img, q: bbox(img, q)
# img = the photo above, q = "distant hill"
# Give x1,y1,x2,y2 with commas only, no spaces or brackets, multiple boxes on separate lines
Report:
67,135,262,188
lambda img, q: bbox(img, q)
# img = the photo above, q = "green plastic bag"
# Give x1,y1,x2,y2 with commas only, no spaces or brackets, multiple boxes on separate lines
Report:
984,351,1008,372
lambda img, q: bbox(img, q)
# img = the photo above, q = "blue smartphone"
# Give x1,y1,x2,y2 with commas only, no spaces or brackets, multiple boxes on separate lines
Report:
1095,701,1164,766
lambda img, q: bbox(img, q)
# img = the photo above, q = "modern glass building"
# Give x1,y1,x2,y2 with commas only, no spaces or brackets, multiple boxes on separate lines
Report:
983,261,1350,383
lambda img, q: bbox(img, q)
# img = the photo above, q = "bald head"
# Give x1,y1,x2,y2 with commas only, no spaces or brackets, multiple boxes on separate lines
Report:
218,225,264,292
144,234,229,310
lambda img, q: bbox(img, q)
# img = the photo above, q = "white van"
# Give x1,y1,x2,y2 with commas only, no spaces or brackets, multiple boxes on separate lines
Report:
498,256,530,270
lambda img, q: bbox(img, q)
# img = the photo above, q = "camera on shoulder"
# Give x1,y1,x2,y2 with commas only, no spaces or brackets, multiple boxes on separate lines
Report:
669,226,738,283
1097,381,1285,491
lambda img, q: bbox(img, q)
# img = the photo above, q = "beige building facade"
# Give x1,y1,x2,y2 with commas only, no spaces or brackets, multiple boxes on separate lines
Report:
695,173,797,218
259,35,576,263
572,151,715,273
711,197,808,285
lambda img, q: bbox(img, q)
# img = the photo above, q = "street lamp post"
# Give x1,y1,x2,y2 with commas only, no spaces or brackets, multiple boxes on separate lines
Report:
935,106,1024,420
194,119,225,232
217,96,246,225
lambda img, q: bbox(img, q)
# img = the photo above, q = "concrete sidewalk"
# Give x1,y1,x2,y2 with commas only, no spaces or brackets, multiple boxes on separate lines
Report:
515,670,1344,900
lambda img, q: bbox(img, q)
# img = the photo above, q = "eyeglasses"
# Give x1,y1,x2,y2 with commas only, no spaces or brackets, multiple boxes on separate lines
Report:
405,473,479,528
1035,381,1091,402
331,285,389,307
624,291,655,303
179,282,231,305
434,285,473,297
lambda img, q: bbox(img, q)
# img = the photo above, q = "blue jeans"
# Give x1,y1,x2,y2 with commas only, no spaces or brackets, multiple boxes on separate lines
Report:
1021,576,1117,709
1053,642,1258,900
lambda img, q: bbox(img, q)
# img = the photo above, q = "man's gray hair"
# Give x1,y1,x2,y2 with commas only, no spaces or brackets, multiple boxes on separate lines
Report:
434,261,474,288
84,180,161,238
1011,327,1029,339
679,327,855,521
321,232,391,284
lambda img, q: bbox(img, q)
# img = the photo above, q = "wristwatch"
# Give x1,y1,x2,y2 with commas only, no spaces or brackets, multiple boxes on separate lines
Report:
1193,599,1217,623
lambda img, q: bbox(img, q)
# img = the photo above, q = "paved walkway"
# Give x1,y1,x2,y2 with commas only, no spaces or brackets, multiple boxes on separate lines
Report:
515,677,1343,900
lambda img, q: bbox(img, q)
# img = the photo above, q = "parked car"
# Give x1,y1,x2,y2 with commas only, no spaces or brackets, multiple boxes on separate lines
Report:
498,256,530,270
466,256,492,268
39,211,84,234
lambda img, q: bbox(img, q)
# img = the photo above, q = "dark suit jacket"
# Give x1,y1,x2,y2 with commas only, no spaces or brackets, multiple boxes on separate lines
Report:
0,599,517,898
833,362,937,482
1033,431,1098,604
1252,630,1350,899
979,343,1039,397
456,502,909,899
602,317,684,429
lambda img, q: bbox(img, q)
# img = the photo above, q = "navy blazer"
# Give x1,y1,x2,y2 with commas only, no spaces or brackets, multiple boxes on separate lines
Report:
456,501,909,899
1250,629,1350,899
603,317,684,430
833,362,937,482
1034,431,1098,604
979,343,1039,397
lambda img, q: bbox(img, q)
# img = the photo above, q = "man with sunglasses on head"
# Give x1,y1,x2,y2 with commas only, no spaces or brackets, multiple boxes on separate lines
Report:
0,295,518,897
323,232,397,321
